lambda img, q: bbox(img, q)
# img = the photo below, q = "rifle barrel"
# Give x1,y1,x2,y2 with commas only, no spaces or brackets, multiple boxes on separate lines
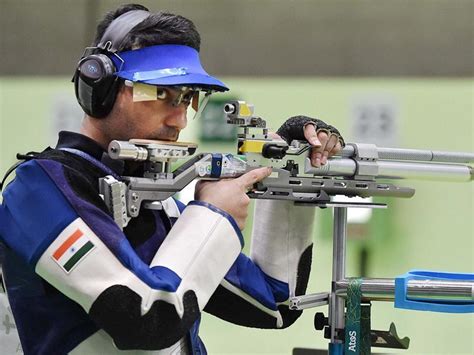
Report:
377,161,472,181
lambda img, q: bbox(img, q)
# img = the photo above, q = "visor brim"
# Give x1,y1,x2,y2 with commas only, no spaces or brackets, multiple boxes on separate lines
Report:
116,72,228,92
112,44,229,92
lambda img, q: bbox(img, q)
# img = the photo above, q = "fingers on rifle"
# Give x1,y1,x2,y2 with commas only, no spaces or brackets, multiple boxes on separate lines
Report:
268,131,282,140
309,130,328,166
237,167,272,190
322,134,339,164
331,141,343,156
316,130,329,148
303,124,322,147
310,147,322,167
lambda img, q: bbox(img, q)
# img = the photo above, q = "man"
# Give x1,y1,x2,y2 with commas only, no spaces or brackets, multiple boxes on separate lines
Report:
0,4,343,354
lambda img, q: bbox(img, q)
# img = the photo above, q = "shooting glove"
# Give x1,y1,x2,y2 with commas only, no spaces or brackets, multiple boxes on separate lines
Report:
276,115,345,147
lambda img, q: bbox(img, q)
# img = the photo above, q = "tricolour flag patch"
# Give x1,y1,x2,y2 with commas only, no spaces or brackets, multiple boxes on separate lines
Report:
52,228,95,273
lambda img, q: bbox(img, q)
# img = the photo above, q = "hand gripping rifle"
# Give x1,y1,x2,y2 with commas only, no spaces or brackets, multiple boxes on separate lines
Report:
99,101,474,353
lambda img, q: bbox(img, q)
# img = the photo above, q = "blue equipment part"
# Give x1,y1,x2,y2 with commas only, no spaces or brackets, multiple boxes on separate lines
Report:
111,44,229,91
329,343,344,355
210,154,223,178
395,270,474,313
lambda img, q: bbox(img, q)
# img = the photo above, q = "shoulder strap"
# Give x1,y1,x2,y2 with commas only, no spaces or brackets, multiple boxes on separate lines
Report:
58,148,122,180
0,152,42,191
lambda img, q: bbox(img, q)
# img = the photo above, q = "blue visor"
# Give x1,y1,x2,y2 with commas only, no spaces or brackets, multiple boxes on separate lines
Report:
111,44,229,92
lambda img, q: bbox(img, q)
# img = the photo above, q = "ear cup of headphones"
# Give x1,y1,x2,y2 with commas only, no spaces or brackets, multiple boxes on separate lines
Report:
73,10,150,118
74,54,121,118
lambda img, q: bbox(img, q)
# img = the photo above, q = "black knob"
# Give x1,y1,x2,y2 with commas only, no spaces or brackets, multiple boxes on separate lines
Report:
314,312,328,331
323,326,331,339
262,143,288,159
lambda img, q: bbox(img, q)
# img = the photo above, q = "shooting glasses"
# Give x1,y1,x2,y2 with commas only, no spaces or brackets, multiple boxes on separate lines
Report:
124,80,213,120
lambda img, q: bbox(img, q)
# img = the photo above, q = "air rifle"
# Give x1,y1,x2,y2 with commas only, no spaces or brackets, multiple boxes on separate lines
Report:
99,100,473,230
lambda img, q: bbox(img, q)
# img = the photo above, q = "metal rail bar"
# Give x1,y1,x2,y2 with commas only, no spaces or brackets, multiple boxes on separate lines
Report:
335,278,474,302
306,158,473,182
376,161,472,181
341,145,474,164
290,292,329,310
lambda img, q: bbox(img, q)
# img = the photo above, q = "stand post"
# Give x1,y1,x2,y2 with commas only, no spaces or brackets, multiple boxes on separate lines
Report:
329,207,348,353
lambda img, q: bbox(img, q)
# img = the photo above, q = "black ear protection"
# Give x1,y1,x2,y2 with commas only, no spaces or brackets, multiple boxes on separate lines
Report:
73,10,150,118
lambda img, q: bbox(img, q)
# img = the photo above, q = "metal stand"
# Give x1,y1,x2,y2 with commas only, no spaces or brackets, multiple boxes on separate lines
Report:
290,201,473,354
329,207,347,353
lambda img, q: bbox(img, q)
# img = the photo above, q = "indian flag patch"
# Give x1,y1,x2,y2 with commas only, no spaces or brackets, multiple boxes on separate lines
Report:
52,228,95,273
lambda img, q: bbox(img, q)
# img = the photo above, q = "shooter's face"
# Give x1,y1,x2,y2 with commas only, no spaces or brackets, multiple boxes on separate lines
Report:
105,85,188,142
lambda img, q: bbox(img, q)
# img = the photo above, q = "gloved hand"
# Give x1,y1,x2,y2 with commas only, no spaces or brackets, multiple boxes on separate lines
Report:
276,115,345,167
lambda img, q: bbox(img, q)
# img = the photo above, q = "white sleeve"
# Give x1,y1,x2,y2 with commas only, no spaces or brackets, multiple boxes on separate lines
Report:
250,199,315,297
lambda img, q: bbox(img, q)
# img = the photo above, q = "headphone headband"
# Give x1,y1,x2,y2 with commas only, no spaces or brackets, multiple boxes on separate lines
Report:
97,10,150,52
